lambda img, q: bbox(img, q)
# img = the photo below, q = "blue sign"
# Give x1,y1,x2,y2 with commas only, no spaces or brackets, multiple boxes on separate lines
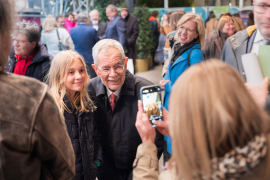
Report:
184,7,207,22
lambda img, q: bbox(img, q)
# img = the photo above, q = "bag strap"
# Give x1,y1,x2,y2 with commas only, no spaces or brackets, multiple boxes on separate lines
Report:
187,48,201,67
56,28,61,41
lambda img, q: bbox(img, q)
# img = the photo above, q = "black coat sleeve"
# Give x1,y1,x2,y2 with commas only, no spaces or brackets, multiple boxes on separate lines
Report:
127,18,139,46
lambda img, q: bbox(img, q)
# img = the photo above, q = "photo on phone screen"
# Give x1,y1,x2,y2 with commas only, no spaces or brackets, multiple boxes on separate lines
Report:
141,86,163,127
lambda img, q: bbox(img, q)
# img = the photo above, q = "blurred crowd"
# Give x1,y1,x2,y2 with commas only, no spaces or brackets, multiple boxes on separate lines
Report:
1,0,270,180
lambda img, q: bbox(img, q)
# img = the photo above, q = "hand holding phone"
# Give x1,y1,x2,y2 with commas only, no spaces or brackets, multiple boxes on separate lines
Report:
140,85,163,127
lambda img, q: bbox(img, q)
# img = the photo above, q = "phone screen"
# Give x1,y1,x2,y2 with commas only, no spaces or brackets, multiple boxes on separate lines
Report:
141,86,163,127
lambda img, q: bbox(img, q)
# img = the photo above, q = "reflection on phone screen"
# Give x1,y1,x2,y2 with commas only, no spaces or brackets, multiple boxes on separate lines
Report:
142,88,163,127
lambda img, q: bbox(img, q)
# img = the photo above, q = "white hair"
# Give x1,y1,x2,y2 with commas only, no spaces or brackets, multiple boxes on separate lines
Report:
89,9,99,17
92,39,125,65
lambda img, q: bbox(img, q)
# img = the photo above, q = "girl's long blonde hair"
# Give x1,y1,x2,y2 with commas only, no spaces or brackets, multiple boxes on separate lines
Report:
46,50,95,113
169,60,270,180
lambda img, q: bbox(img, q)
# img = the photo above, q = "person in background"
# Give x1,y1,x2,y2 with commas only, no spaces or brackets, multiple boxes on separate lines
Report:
56,15,66,28
65,12,77,34
0,0,75,179
8,21,52,82
104,4,126,49
70,12,100,79
73,12,78,22
202,15,236,59
161,11,186,76
159,13,171,63
88,39,164,180
149,11,160,66
133,60,270,180
89,9,107,37
46,50,102,180
160,13,205,161
206,13,218,37
121,7,139,71
247,11,255,26
41,17,74,56
221,0,270,111
205,11,214,26
232,13,245,32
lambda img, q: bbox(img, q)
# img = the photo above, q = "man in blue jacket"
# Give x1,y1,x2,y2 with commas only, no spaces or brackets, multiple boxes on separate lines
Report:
71,12,100,78
103,5,126,49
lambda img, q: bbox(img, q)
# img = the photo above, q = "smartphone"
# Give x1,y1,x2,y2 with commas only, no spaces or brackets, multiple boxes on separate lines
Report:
140,85,163,127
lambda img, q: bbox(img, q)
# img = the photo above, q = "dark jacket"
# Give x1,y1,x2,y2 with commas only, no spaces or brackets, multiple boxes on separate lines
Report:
89,21,107,37
70,24,100,64
64,97,102,180
87,70,164,179
125,14,139,61
149,18,160,48
103,15,126,49
202,30,227,59
0,72,75,180
8,43,52,82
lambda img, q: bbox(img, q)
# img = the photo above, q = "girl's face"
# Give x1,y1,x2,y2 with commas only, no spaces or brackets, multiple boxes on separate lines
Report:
222,20,235,37
68,15,74,23
64,58,86,98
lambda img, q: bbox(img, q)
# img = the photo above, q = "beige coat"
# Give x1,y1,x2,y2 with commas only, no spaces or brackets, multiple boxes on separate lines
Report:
133,142,270,180
206,18,218,37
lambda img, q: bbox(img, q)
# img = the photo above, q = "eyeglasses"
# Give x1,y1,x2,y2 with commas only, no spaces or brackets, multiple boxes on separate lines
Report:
253,3,270,14
97,65,125,75
178,25,195,33
12,38,29,45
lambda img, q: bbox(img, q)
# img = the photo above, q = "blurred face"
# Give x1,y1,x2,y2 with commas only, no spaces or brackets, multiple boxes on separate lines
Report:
65,58,86,98
68,15,74,23
57,17,65,28
106,8,116,20
254,0,270,39
177,20,198,45
90,11,99,23
121,10,129,19
222,20,235,37
73,12,78,21
13,33,36,57
92,48,128,92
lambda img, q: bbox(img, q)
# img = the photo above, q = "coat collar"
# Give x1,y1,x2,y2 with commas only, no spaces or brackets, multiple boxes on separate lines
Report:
95,70,135,97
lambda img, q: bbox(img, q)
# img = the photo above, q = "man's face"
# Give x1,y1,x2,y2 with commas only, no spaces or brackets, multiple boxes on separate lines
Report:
254,0,270,39
13,33,36,57
92,48,128,92
57,17,65,27
121,10,129,19
90,12,99,22
106,8,116,20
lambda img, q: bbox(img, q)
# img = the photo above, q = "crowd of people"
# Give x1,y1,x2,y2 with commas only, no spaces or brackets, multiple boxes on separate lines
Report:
1,0,270,180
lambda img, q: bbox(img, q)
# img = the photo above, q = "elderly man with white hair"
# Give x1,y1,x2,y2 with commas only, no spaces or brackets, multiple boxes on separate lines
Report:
89,9,107,37
88,39,164,180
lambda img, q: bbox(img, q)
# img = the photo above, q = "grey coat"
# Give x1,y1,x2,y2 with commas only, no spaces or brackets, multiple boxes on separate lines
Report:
221,25,270,112
89,21,107,37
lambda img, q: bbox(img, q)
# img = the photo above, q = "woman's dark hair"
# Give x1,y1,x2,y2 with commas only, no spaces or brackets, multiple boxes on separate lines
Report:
65,12,74,18
151,11,159,17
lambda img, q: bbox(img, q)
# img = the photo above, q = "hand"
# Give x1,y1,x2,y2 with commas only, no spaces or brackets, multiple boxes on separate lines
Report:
245,77,269,108
99,36,102,39
135,100,156,143
164,59,170,66
160,80,170,90
154,108,170,136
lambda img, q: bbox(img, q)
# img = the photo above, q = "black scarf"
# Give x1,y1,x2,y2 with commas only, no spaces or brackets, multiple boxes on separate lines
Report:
170,38,199,66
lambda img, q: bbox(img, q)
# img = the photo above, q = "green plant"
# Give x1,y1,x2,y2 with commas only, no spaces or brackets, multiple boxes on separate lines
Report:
132,5,154,59
93,0,110,23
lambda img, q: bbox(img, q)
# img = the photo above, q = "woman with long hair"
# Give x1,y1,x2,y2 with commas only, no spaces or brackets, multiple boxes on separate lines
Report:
202,15,236,59
41,17,74,56
134,60,270,180
46,50,102,180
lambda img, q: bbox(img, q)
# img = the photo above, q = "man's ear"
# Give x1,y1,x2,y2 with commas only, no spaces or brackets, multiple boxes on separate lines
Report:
124,57,128,68
92,64,99,76
31,41,36,49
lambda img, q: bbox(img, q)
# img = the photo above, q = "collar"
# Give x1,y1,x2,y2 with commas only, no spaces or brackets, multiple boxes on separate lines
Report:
218,30,227,40
149,16,157,21
106,86,121,98
95,70,135,97
254,29,265,43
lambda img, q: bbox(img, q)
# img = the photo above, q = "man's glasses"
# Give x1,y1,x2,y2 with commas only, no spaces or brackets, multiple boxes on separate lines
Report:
253,3,270,14
178,25,195,33
97,65,125,75
12,38,29,45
